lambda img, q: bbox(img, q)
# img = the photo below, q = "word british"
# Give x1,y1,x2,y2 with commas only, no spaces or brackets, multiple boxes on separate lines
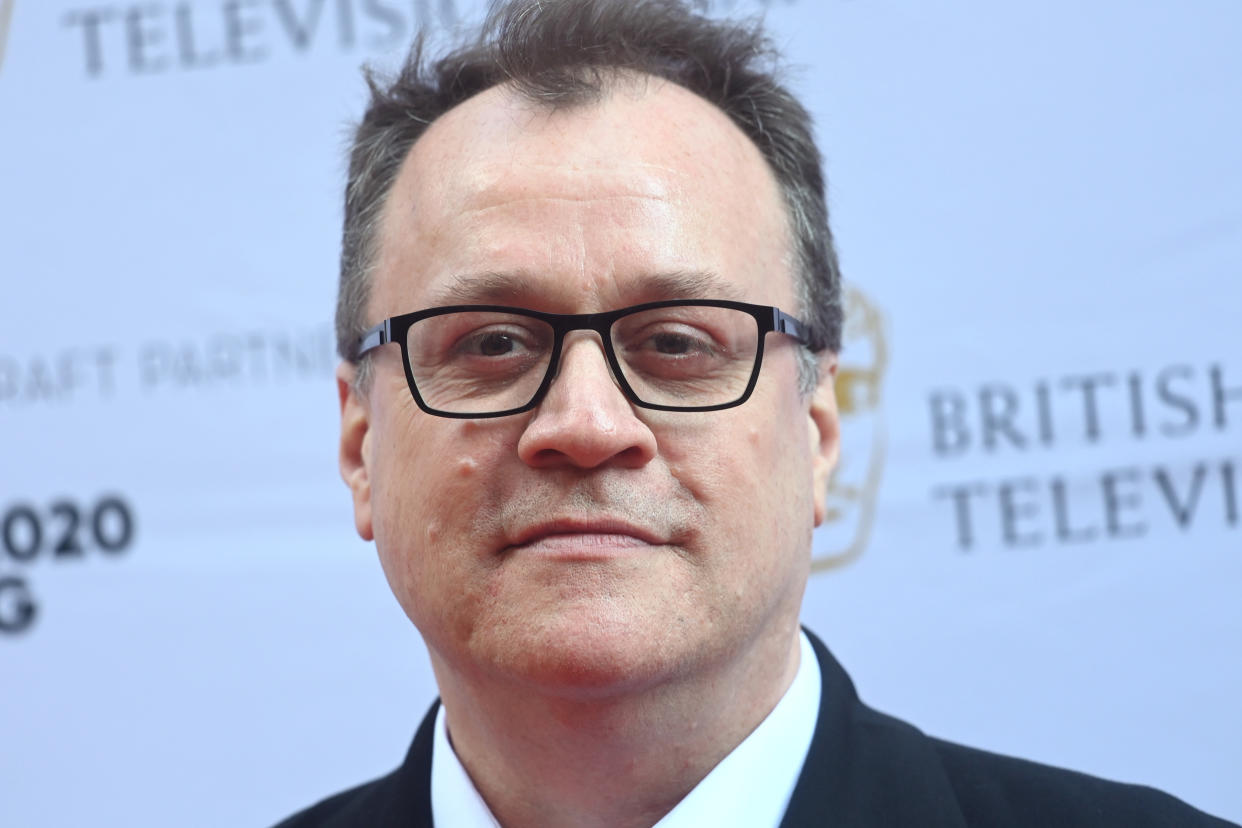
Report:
929,363,1240,455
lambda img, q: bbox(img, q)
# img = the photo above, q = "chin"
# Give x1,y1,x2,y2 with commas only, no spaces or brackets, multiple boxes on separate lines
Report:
476,604,704,699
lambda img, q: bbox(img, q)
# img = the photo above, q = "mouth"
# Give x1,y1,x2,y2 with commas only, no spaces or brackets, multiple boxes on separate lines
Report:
506,519,667,558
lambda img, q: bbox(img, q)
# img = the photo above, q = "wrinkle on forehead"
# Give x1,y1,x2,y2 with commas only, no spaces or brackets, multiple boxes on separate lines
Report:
449,159,683,218
463,191,670,217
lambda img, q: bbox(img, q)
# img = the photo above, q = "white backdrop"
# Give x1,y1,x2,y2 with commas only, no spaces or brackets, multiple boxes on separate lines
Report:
2,1,1239,825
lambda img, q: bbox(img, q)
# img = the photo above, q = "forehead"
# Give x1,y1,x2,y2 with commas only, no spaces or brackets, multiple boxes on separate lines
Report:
372,75,793,313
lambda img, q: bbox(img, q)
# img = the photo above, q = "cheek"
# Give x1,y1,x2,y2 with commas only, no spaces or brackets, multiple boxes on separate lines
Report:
662,418,772,528
663,395,814,560
369,414,512,615
376,414,492,516
418,454,482,542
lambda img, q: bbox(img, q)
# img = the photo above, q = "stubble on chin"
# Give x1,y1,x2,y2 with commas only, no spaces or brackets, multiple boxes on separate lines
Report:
437,472,721,692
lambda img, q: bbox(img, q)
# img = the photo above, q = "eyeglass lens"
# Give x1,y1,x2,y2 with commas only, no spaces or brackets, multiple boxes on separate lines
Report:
404,306,760,414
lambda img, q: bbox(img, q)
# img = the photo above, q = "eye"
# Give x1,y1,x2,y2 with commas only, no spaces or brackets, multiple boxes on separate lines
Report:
628,324,720,359
649,331,708,356
448,321,549,363
473,331,521,357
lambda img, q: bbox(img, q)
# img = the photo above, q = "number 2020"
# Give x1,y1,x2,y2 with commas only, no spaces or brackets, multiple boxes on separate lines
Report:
1,497,135,562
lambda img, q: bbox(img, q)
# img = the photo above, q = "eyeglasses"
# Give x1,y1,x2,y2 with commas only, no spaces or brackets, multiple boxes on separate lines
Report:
355,299,811,418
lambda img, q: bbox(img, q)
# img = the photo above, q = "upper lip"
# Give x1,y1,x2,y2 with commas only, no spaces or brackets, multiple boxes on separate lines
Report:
509,518,666,548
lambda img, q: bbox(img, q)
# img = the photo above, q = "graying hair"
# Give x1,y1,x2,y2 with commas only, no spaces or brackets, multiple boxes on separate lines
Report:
338,0,843,394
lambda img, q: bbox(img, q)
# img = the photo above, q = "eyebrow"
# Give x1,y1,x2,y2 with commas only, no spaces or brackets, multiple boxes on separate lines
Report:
424,269,747,308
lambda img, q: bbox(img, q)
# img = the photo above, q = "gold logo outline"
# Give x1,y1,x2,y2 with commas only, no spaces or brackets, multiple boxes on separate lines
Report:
812,286,890,573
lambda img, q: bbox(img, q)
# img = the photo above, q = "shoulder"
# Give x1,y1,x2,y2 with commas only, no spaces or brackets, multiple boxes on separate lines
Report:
794,629,1236,827
928,737,1238,828
271,770,404,828
268,702,439,828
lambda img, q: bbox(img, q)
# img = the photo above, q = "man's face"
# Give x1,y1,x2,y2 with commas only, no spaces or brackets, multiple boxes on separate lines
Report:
340,77,839,696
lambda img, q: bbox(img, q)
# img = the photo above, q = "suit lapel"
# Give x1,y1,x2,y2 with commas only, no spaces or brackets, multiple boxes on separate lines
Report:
388,700,438,827
781,631,968,828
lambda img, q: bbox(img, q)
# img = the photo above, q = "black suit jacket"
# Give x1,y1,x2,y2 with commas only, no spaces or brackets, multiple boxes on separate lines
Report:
275,631,1237,827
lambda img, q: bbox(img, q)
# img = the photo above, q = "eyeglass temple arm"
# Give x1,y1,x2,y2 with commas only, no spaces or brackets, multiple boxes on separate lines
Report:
772,308,810,345
356,319,392,358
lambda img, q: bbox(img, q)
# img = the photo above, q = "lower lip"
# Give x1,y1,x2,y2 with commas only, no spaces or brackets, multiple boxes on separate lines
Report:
512,533,659,558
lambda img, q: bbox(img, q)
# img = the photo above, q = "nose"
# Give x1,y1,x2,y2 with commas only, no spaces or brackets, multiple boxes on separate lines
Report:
516,333,658,470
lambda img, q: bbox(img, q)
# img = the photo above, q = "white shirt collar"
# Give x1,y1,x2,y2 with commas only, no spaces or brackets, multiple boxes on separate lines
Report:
431,700,501,827
431,630,822,828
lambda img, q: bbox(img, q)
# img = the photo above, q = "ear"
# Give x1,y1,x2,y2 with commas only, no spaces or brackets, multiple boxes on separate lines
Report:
337,361,374,541
809,354,841,527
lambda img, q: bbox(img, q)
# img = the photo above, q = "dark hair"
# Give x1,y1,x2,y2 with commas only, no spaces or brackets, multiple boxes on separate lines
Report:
338,0,843,389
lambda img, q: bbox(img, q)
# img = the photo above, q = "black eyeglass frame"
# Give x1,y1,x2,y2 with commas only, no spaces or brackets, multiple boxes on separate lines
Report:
355,299,812,419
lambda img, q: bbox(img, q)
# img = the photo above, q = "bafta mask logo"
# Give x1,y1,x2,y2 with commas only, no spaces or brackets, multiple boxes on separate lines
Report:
813,286,889,573
0,0,13,74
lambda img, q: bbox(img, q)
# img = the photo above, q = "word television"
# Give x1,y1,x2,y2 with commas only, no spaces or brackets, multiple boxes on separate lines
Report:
62,0,465,76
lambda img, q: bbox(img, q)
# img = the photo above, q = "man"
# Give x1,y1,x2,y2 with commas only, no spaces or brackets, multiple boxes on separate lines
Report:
277,1,1236,826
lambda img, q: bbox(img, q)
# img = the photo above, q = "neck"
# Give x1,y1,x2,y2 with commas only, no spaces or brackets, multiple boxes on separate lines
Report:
431,626,803,828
